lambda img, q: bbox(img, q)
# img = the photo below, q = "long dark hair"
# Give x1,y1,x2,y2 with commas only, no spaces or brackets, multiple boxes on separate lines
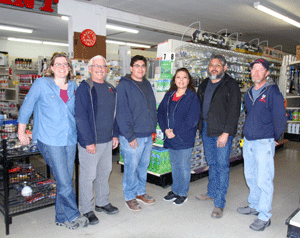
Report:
45,53,74,83
167,67,196,93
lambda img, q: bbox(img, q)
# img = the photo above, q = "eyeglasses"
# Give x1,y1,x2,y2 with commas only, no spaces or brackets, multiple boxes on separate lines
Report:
54,63,68,67
91,65,107,69
133,64,146,69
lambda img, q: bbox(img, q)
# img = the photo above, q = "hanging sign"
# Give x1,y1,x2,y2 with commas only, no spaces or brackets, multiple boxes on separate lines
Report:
263,47,283,61
0,0,59,13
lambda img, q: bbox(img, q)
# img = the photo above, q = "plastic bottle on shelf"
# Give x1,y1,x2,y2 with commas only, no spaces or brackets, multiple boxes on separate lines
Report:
287,123,292,133
292,110,299,121
291,123,296,134
295,123,300,134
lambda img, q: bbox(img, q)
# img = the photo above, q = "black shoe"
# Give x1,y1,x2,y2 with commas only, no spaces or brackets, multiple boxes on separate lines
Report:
95,203,119,214
163,191,179,201
83,211,99,225
173,196,188,205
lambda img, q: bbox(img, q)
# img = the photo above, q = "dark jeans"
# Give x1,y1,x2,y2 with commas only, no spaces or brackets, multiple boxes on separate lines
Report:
202,121,233,208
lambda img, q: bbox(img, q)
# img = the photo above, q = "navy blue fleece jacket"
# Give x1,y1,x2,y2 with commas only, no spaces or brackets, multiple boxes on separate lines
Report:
75,78,119,148
157,89,201,150
116,76,157,143
243,83,287,141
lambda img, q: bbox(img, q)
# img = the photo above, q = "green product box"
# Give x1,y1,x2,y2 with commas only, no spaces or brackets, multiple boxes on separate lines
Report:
164,79,171,91
156,79,164,92
150,147,170,174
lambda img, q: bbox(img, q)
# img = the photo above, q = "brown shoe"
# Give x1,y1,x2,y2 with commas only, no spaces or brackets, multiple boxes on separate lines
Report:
125,199,141,211
211,207,223,218
136,194,156,205
195,194,214,201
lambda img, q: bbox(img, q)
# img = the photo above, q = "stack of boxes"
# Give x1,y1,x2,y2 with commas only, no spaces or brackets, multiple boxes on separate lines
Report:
148,147,171,174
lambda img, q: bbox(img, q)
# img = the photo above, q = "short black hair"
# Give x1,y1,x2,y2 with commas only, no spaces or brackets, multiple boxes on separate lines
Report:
130,55,147,67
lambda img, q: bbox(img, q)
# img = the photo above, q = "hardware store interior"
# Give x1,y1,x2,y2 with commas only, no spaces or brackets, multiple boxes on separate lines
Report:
0,0,300,237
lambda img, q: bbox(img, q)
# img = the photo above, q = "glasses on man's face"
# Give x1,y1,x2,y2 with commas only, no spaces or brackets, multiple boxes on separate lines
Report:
54,63,69,68
91,65,107,69
133,64,146,69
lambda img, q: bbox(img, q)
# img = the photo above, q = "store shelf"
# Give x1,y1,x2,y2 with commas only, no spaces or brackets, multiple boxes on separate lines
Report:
153,143,163,147
286,96,300,99
287,107,300,110
13,68,37,72
0,88,16,91
289,61,300,66
0,99,17,102
288,120,300,123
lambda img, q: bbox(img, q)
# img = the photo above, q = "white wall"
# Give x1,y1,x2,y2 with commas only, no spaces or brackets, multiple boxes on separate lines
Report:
58,0,107,55
0,39,68,63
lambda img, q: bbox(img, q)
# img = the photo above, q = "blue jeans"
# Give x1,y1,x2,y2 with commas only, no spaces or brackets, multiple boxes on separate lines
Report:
243,137,275,221
37,140,79,223
202,121,233,208
169,148,193,197
119,136,153,201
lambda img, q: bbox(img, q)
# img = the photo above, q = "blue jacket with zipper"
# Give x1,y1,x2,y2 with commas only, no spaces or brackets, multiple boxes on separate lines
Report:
75,78,119,148
116,76,157,143
243,83,287,141
157,89,201,150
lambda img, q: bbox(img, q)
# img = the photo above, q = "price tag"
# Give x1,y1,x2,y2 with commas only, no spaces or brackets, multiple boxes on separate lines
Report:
162,52,175,61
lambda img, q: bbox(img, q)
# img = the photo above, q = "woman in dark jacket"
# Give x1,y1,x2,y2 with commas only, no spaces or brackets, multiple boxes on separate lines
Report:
158,68,201,205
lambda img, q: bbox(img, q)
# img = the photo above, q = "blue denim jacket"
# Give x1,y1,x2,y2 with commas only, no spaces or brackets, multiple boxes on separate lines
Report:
18,77,78,146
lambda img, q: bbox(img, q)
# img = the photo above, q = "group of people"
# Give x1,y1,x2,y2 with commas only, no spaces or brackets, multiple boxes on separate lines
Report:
17,52,286,232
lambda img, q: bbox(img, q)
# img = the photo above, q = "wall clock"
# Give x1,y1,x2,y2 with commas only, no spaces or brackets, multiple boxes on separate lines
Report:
80,29,97,47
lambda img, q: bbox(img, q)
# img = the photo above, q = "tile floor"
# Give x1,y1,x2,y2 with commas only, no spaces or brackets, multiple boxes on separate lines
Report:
1,142,299,237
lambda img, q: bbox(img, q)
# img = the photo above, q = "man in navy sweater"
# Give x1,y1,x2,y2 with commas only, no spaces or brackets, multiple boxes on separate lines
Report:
116,55,157,211
75,55,119,225
237,58,287,231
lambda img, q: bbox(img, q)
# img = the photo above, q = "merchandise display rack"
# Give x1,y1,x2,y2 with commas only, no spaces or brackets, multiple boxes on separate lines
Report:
279,59,300,141
174,41,281,92
0,124,79,235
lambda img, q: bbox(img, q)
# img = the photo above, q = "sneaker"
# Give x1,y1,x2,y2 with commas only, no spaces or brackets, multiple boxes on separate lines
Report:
125,199,142,211
211,207,223,218
237,206,259,215
83,211,99,225
136,194,156,205
250,218,271,231
173,196,188,205
163,191,179,201
95,203,119,215
195,194,214,201
56,215,89,229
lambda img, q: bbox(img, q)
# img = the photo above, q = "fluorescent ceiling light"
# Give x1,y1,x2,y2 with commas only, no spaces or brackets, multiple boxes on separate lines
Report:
106,40,126,45
106,40,151,48
126,43,151,48
8,37,68,46
0,24,33,33
43,41,69,46
61,16,69,21
106,24,139,34
254,2,300,28
8,37,42,44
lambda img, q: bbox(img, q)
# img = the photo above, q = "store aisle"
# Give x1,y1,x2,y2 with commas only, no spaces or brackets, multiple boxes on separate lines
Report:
0,142,299,238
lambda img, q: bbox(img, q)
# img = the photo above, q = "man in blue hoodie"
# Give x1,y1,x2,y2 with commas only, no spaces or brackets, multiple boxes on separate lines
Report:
116,55,157,211
237,58,287,231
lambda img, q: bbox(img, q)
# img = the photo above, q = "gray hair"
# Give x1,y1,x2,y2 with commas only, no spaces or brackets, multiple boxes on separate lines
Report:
209,54,227,66
88,55,107,67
